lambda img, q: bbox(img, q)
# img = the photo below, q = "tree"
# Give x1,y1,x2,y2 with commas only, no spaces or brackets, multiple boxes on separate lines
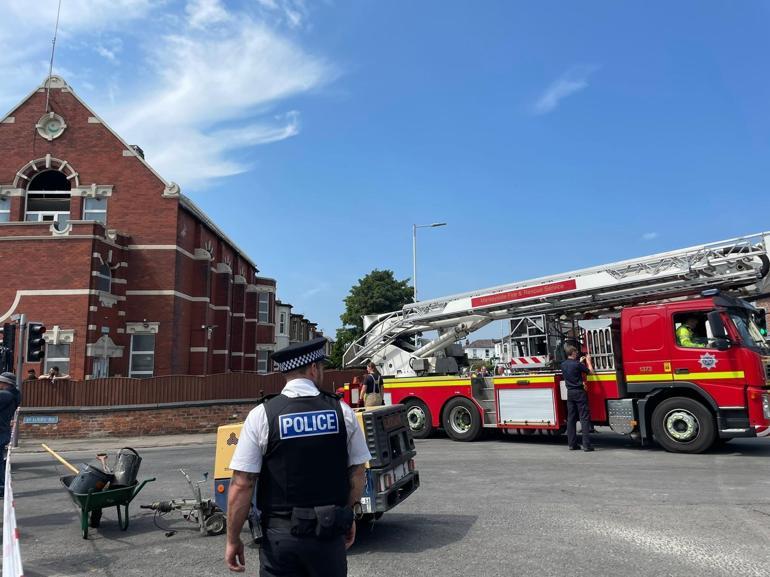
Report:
328,269,413,368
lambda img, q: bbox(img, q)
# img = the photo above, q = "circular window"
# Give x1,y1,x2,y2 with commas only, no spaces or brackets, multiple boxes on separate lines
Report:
36,112,67,141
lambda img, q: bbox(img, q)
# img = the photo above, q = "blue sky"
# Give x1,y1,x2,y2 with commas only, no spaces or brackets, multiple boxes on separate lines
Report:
2,1,770,339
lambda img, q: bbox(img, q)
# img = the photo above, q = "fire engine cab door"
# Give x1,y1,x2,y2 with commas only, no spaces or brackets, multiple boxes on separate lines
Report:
670,309,744,407
622,307,674,386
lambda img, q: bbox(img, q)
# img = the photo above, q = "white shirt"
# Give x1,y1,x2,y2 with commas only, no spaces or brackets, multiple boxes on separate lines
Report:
229,378,371,474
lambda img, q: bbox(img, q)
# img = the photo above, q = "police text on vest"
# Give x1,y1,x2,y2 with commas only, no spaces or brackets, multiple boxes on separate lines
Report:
279,410,340,439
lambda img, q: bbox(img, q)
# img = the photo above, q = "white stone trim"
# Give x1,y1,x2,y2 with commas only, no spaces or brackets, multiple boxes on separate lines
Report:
232,313,246,318
118,311,126,317
233,275,247,285
87,117,101,124
42,327,75,345
111,278,127,285
1,117,14,124
209,305,230,311
231,352,244,357
86,335,124,358
126,321,159,335
125,290,209,302
99,292,118,308
88,325,97,331
0,289,99,323
244,353,257,358
89,306,98,312
72,184,113,198
0,186,23,197
117,328,125,333
190,347,208,352
213,350,229,355
126,244,205,261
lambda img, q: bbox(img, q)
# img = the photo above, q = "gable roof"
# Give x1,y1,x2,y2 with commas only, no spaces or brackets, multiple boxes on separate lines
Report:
465,339,496,348
2,76,259,271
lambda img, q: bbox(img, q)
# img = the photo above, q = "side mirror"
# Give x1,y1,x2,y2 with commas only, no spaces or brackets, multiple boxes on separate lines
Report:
713,337,731,351
707,310,728,339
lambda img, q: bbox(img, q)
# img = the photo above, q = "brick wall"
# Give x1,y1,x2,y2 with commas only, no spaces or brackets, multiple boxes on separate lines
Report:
19,401,257,439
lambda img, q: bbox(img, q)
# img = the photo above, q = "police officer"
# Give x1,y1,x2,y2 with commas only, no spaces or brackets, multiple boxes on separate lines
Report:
225,337,371,576
561,345,594,452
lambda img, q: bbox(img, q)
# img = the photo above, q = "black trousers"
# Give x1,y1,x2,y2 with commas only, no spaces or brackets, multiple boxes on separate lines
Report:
259,527,347,577
566,388,592,449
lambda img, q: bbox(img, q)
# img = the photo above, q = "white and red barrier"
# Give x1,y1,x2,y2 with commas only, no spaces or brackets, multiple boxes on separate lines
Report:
509,356,547,367
3,411,24,577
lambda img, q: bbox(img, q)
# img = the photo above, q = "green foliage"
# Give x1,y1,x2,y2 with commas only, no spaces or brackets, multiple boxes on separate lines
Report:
327,270,413,368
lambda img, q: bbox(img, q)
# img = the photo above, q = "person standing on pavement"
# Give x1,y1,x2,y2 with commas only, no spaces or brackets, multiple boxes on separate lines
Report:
361,361,384,407
0,372,20,496
561,345,594,452
224,337,371,576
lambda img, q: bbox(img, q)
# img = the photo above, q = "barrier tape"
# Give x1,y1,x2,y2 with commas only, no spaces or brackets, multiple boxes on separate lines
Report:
3,409,24,577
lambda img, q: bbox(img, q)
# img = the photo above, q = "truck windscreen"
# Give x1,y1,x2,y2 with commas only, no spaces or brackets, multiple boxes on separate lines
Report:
728,310,769,352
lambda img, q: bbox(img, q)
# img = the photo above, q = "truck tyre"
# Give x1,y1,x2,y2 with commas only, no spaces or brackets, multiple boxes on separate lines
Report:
651,397,716,454
442,397,483,442
404,399,433,439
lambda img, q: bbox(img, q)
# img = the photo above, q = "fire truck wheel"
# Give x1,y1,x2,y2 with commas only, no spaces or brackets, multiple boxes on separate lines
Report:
404,399,433,439
442,397,482,442
651,397,716,454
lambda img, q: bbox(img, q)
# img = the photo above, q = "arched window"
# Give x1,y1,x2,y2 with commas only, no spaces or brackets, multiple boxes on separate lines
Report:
95,261,111,293
25,170,71,226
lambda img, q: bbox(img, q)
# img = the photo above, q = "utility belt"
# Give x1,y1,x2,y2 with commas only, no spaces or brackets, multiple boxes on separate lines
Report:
263,506,354,539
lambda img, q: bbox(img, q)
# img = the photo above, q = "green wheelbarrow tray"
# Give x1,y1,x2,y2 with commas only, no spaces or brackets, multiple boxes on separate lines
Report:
61,475,156,539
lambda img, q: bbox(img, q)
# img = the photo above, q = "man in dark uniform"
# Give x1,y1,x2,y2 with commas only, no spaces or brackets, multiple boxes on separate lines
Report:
224,337,371,576
561,345,595,452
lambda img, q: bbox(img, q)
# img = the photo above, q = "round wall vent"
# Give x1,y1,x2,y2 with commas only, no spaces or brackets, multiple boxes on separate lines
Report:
36,112,67,141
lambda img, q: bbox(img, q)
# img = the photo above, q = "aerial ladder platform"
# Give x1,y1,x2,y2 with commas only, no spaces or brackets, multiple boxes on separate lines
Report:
343,232,770,377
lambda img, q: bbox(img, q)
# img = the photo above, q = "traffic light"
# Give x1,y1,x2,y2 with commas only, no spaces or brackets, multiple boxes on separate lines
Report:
2,323,16,350
26,322,46,362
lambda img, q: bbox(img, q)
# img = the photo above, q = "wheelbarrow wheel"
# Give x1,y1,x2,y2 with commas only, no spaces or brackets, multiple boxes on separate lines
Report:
117,505,130,531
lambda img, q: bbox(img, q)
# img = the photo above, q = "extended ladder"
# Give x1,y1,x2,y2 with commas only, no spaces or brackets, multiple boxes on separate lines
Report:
344,232,770,370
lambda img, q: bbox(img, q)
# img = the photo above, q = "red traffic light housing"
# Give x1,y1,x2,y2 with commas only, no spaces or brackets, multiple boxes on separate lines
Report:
26,322,46,362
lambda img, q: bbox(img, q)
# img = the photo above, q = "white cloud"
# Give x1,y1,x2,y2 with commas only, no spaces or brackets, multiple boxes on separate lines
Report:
108,13,333,188
0,1,336,190
255,0,308,29
186,0,231,29
642,232,659,241
533,66,597,115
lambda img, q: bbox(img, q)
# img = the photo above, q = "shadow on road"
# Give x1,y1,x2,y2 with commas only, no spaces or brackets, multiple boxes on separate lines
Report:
350,512,477,555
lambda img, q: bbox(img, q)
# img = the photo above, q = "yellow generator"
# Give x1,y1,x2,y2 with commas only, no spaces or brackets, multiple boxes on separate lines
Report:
214,403,420,522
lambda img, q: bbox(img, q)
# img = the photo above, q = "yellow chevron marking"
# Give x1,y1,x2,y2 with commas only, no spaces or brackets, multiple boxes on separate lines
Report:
384,380,470,390
586,374,618,382
626,371,744,382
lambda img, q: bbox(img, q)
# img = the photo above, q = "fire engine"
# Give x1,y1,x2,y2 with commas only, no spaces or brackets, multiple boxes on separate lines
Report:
342,233,770,453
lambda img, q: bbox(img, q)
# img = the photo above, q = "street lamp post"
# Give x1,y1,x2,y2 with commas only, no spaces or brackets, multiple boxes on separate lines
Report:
412,222,447,302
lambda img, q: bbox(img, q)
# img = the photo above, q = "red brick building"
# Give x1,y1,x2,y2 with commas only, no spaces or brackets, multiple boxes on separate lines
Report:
0,76,282,379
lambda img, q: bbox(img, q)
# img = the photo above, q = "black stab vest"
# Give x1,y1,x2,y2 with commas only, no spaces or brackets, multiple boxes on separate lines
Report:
258,392,349,513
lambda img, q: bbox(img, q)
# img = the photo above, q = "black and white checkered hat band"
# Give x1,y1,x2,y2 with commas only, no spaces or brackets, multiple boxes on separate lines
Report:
278,348,326,372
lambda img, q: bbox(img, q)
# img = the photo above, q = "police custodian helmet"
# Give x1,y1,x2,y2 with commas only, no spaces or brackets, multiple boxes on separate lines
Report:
271,337,329,373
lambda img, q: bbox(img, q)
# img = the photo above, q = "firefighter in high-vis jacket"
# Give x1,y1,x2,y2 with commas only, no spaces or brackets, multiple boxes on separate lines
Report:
676,315,707,348
224,337,371,577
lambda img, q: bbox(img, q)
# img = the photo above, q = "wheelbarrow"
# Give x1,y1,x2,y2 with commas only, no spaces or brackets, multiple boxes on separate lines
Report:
61,475,156,539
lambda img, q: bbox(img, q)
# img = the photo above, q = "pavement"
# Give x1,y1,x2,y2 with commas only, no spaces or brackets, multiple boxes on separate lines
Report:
8,431,770,577
16,432,217,454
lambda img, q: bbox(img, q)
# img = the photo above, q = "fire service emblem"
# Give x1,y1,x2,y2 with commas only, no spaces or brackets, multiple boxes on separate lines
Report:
699,353,718,370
